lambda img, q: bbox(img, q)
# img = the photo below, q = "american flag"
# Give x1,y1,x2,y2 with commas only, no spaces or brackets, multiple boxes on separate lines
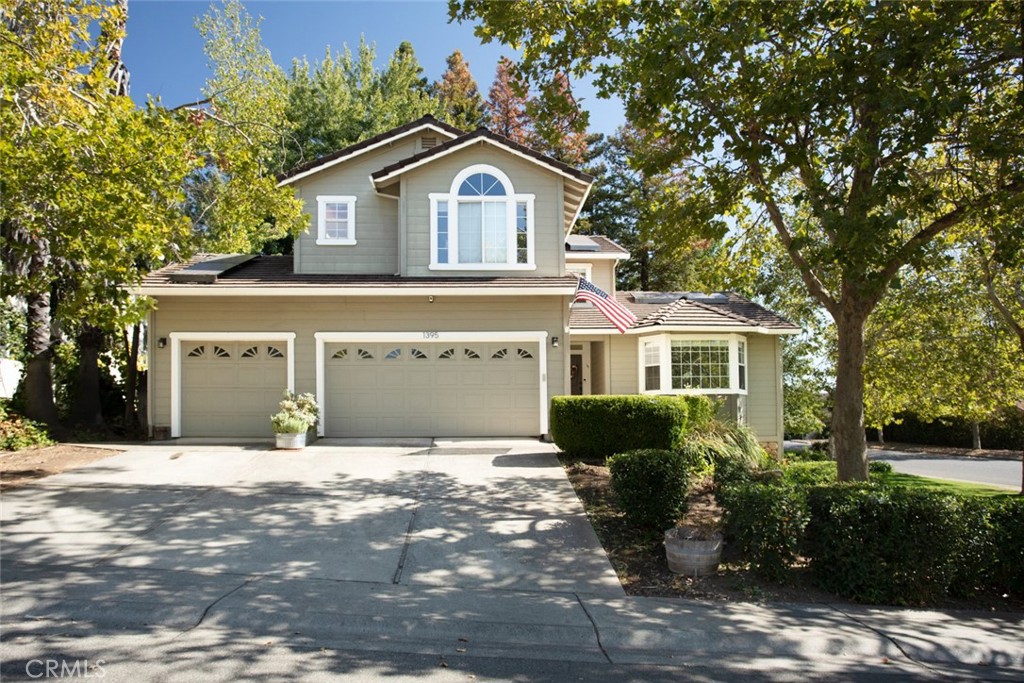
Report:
574,278,638,333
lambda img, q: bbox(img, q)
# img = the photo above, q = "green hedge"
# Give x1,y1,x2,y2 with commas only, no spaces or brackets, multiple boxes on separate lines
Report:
551,395,706,458
720,482,809,582
608,448,690,532
987,497,1024,594
805,486,983,605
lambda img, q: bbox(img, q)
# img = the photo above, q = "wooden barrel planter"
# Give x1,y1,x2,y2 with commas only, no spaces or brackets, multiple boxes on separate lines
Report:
664,527,723,576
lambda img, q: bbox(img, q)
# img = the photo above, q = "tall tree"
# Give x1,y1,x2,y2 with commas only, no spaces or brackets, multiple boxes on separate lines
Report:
1,0,199,429
434,49,485,130
452,0,1024,480
527,72,587,165
486,56,531,144
191,0,303,254
583,125,723,291
374,41,439,133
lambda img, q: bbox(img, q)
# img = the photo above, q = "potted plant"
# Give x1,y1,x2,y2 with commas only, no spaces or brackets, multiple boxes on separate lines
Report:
664,525,723,577
271,390,319,450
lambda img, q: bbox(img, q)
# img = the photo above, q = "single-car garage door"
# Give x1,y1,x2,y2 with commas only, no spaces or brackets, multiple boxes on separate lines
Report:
180,341,288,437
324,341,540,437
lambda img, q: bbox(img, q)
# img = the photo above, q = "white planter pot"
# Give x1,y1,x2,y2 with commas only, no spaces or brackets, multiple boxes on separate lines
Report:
275,432,307,450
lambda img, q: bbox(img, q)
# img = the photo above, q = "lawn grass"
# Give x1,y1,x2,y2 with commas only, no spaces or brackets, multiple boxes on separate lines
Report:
877,471,1016,498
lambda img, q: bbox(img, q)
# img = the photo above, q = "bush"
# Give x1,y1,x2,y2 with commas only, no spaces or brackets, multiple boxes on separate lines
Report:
684,396,717,433
721,481,809,582
878,408,1024,451
270,390,319,434
805,485,974,605
690,421,773,490
785,445,832,463
550,395,691,459
0,402,54,451
868,461,893,475
988,497,1024,594
781,461,838,489
608,448,690,532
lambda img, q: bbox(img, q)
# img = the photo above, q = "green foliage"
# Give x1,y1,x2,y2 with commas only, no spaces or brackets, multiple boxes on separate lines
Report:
270,390,319,434
608,449,690,532
0,402,54,451
881,409,1024,451
721,482,809,583
684,396,717,433
780,462,838,489
784,446,831,463
682,420,773,490
549,395,691,459
868,461,893,475
805,486,979,605
988,498,1024,594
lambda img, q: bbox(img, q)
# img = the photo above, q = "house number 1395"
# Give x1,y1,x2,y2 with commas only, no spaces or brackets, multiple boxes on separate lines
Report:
422,331,439,339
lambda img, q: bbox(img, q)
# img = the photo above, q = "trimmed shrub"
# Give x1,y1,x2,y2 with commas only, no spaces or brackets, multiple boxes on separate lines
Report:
989,497,1024,594
0,402,53,451
550,395,689,458
781,461,838,489
868,461,893,475
721,481,809,582
805,485,972,605
785,445,832,463
608,448,690,532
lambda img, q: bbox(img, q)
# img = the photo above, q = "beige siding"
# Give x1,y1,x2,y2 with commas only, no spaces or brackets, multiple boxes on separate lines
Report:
401,145,564,277
291,138,418,275
590,340,607,394
746,334,783,443
149,295,569,434
607,334,639,394
565,259,616,293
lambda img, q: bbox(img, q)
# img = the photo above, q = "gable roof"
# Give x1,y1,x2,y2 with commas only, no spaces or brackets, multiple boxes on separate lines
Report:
370,126,594,186
277,115,464,186
569,291,800,335
370,126,593,233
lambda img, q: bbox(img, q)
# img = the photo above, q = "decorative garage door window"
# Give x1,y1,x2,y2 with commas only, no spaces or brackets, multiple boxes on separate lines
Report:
187,345,205,358
213,346,230,358
332,348,348,360
385,348,402,360
517,348,533,359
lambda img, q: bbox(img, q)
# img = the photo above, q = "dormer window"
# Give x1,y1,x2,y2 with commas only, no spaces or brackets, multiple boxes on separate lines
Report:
316,195,357,245
429,164,535,270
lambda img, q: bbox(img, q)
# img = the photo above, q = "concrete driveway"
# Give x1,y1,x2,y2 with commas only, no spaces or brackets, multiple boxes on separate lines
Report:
0,438,622,596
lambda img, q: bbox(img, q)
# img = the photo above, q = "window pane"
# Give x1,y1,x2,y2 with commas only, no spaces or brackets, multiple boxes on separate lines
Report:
671,340,730,390
436,204,448,263
324,202,350,240
483,202,506,263
458,203,482,263
645,366,661,391
458,173,506,197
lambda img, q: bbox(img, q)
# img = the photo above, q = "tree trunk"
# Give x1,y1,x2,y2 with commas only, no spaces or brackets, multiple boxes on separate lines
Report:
70,324,106,429
639,250,650,290
123,323,140,431
833,304,869,481
22,289,61,429
970,421,982,451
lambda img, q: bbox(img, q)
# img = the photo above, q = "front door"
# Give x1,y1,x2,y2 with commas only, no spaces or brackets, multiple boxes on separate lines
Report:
570,353,583,395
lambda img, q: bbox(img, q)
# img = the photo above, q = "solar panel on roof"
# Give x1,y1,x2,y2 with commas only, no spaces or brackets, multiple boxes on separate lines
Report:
168,254,256,284
565,235,601,251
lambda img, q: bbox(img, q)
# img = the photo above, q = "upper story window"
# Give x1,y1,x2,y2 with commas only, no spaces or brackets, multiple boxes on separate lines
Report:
317,195,357,245
566,263,593,280
641,334,749,395
429,164,535,270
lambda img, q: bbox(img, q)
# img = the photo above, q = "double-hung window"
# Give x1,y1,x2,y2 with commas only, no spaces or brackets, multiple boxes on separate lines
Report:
640,334,749,394
430,165,535,270
316,195,357,245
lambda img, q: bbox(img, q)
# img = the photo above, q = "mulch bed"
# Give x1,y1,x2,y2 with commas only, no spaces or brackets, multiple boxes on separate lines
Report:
0,445,123,491
563,456,1024,611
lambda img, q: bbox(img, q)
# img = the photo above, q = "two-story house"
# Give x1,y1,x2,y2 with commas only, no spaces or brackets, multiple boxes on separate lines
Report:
139,116,798,450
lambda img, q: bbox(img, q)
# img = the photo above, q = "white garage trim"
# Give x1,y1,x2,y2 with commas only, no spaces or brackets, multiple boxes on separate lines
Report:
170,332,296,438
314,330,549,437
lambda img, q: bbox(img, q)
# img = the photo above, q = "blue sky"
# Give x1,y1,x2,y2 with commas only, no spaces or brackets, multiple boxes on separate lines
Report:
124,0,625,135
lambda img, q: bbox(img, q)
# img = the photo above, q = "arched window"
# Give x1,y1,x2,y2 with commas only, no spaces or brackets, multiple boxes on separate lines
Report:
429,164,535,269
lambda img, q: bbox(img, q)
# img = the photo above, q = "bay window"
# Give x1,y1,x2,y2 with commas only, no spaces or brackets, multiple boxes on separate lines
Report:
430,164,535,270
640,334,749,394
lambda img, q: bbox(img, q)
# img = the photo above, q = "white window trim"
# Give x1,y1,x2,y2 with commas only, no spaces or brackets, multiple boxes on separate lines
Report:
428,165,536,270
316,195,357,245
314,330,548,437
170,332,296,438
565,262,593,280
637,333,749,395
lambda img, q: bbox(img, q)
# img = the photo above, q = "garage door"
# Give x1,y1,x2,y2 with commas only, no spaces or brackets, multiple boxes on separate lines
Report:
180,341,288,437
324,341,540,437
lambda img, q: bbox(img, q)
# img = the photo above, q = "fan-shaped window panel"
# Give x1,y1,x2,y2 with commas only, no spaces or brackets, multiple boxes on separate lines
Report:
241,346,259,359
267,346,284,359
187,346,205,358
438,348,455,360
385,348,401,360
517,348,534,359
357,348,374,360
213,346,231,358
458,172,506,197
331,348,348,360
410,348,428,360
491,348,509,360
464,348,481,360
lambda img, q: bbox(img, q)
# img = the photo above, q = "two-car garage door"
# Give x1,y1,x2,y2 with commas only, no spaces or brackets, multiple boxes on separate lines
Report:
323,341,540,437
